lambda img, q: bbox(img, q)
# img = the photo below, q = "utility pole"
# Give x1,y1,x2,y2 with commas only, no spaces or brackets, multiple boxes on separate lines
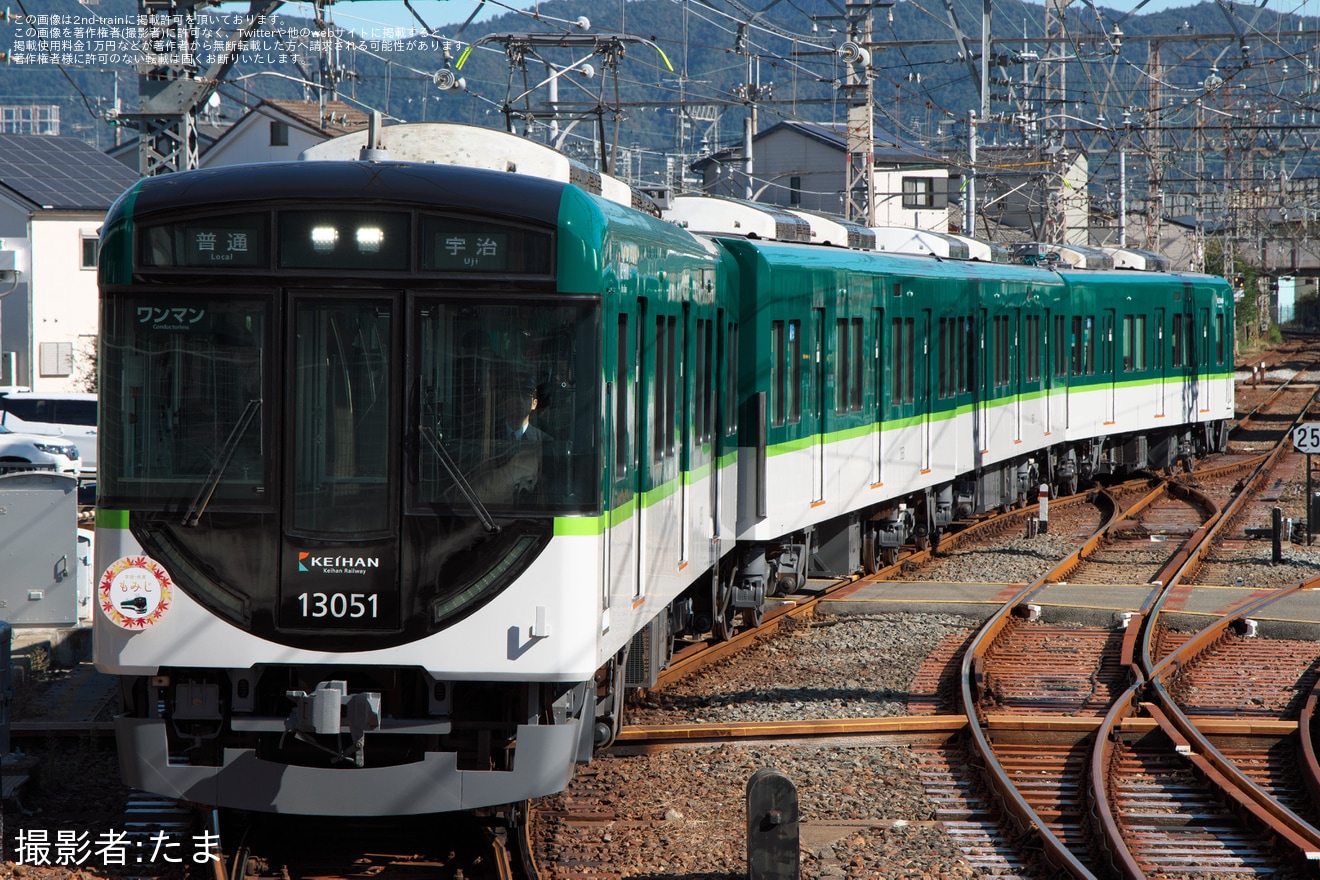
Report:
965,110,976,236
1143,39,1165,253
734,34,771,202
840,0,881,225
1041,0,1072,244
129,0,284,176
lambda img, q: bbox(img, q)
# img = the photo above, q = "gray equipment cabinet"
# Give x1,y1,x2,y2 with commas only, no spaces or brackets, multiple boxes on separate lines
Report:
0,472,81,626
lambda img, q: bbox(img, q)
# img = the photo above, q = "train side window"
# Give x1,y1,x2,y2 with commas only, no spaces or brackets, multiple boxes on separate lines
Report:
1084,316,1096,375
830,317,864,414
890,318,902,405
1122,315,1134,372
1024,315,1040,382
725,322,738,437
937,319,949,399
788,320,802,424
835,319,849,413
1193,311,1203,366
1053,315,1067,378
850,318,863,411
960,316,973,393
654,316,666,461
1070,316,1083,376
694,319,708,443
1172,314,1183,367
666,316,678,456
890,317,914,406
770,320,785,427
616,315,628,471
1215,313,1225,363
992,315,1008,387
1154,310,1165,369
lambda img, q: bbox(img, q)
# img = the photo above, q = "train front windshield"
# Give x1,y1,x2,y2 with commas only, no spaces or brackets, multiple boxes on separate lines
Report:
100,295,600,518
414,300,600,514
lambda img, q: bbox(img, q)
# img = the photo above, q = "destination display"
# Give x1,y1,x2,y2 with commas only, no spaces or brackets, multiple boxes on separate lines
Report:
139,211,552,274
420,215,552,274
141,213,269,268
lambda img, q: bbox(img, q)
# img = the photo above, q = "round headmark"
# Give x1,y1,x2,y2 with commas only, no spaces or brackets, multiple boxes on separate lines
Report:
99,556,174,629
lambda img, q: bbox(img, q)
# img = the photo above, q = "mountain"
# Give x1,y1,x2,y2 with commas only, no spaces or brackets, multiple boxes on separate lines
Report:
0,0,1313,167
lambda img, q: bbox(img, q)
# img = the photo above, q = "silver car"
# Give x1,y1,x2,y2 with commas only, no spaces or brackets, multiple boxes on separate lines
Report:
0,423,80,477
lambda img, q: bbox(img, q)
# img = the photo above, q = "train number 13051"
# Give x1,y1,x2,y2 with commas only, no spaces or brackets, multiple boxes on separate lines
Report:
297,592,379,619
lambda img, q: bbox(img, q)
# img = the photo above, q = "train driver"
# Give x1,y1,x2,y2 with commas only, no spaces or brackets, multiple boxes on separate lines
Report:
472,371,549,504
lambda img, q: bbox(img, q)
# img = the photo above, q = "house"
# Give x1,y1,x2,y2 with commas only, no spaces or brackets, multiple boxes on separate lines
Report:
691,120,952,231
969,144,1090,246
200,98,370,167
0,134,139,391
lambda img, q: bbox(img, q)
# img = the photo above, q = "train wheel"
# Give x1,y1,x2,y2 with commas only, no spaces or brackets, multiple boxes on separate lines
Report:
881,546,899,568
862,534,878,574
1059,476,1077,497
712,563,737,641
743,600,764,630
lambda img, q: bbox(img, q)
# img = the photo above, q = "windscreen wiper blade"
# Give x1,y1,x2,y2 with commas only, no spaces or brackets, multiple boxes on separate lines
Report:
182,399,262,527
421,426,500,533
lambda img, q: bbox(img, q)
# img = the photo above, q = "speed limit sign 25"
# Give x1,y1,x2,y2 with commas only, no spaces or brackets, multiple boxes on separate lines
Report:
1293,423,1320,454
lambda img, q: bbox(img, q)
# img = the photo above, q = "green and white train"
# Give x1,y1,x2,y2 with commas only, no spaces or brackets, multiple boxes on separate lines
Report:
93,125,1233,815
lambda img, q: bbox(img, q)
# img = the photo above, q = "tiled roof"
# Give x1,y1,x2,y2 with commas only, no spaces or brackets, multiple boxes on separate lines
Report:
0,134,139,210
261,99,370,134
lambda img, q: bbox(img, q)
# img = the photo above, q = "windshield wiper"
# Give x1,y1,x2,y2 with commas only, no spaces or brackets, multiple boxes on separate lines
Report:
420,426,500,533
182,399,262,527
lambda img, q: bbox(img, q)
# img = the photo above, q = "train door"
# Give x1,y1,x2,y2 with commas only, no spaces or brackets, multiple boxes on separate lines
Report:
635,298,654,602
1103,309,1116,423
712,310,723,551
872,304,884,486
921,308,932,472
1197,306,1210,414
977,307,989,459
812,307,826,503
605,308,640,628
1044,308,1054,432
679,303,691,566
1154,308,1166,418
1012,308,1022,442
279,293,401,631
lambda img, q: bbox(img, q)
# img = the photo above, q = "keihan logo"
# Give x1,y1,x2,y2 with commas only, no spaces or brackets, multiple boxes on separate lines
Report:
296,551,381,573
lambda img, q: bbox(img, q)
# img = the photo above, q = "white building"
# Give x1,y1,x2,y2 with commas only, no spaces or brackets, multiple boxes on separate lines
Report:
692,120,951,232
0,134,139,391
200,99,369,167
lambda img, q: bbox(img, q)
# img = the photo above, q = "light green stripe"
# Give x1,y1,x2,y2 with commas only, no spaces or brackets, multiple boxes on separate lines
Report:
97,509,129,529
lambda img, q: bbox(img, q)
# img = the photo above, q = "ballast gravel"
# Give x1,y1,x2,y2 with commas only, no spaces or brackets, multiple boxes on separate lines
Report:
537,611,1001,879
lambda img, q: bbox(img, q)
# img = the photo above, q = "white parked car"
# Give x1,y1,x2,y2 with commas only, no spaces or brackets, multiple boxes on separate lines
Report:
0,391,97,478
0,423,81,477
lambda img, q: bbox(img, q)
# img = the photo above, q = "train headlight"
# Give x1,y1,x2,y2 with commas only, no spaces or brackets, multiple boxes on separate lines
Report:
311,226,339,252
356,226,384,253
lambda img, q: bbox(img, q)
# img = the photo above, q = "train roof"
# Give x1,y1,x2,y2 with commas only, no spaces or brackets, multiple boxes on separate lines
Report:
869,226,971,260
718,236,1067,284
112,160,575,227
720,236,1230,291
298,122,653,215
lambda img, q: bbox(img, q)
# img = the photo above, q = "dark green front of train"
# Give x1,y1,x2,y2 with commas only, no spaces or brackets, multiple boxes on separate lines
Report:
91,160,728,814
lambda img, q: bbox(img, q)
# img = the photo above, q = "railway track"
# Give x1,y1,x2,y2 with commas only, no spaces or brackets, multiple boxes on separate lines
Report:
522,354,1320,878
15,350,1320,880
